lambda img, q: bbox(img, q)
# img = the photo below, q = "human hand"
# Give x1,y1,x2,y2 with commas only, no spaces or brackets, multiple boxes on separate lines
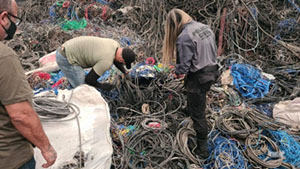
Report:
41,145,57,168
100,83,116,91
173,73,185,79
122,72,131,80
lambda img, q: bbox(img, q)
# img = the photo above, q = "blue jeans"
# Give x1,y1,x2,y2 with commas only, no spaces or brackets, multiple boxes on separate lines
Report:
19,157,36,169
56,50,86,88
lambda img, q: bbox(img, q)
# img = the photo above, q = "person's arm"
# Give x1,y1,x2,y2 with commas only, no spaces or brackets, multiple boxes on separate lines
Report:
0,52,56,168
175,34,195,76
5,101,57,168
113,60,127,74
85,68,115,91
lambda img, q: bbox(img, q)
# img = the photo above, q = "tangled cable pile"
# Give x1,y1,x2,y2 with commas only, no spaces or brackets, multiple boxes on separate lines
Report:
11,0,300,71
102,51,300,168
6,0,145,71
107,72,200,169
113,0,300,63
104,68,300,169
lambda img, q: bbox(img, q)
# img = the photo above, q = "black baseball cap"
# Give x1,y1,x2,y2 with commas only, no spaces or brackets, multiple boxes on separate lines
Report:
122,47,136,69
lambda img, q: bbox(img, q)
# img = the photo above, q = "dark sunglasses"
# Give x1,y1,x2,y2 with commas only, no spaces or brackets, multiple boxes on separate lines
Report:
0,11,23,26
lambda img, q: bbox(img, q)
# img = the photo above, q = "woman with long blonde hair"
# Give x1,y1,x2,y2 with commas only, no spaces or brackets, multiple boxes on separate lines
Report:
162,9,219,159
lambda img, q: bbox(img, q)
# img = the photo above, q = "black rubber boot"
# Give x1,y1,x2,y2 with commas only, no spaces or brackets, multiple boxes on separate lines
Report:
194,139,209,159
180,107,190,117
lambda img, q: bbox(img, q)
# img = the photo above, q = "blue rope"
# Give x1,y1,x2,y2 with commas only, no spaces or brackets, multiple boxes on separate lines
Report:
67,6,72,19
231,64,271,98
95,0,109,5
204,131,248,169
275,18,299,40
266,130,300,168
51,71,65,82
49,4,57,22
278,19,298,31
248,103,274,117
129,62,157,80
287,0,300,13
274,1,300,40
120,37,132,46
250,7,258,20
283,68,300,76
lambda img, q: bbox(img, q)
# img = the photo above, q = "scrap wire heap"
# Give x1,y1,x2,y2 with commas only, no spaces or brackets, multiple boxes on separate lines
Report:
108,71,300,169
9,0,145,71
108,72,192,168
11,0,300,70
114,0,300,63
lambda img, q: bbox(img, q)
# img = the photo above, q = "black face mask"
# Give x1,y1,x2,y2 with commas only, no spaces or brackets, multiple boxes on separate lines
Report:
1,16,17,40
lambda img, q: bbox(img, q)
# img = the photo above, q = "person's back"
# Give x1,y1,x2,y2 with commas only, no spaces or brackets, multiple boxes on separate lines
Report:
176,21,217,74
64,36,120,69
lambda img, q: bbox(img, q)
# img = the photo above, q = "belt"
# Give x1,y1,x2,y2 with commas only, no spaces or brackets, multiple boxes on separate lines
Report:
200,64,219,72
190,64,219,76
57,45,66,57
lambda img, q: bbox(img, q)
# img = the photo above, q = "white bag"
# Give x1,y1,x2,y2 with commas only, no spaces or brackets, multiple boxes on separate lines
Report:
273,97,300,129
34,85,112,169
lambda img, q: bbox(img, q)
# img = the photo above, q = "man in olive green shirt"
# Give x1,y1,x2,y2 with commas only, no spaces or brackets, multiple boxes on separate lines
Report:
0,0,57,168
56,36,136,90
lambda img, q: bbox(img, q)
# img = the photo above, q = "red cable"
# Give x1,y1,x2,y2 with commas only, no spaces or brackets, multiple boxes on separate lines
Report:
85,2,96,20
101,6,107,21
62,1,70,8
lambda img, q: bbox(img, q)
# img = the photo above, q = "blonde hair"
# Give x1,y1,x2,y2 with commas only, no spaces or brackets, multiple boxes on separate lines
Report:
162,9,193,65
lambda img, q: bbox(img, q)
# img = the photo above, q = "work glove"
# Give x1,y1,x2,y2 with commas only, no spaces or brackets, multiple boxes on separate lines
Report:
99,83,116,91
123,72,131,80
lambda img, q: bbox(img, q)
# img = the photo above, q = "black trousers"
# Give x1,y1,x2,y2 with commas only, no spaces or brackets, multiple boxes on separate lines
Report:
184,67,218,140
186,83,212,140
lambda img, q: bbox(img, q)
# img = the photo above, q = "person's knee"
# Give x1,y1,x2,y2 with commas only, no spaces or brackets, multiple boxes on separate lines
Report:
190,112,206,121
55,51,65,66
69,77,85,88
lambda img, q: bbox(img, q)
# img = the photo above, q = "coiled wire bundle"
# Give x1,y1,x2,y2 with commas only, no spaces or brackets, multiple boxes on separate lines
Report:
124,128,177,169
33,96,80,122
